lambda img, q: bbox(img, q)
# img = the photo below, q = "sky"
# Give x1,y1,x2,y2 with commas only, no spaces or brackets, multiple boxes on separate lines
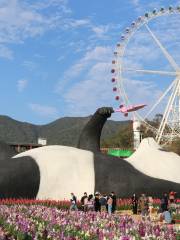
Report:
0,0,180,124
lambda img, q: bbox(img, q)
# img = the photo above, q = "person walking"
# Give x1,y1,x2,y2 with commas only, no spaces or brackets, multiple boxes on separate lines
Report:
131,193,138,214
111,192,117,213
148,196,154,217
169,190,176,203
161,192,168,212
107,194,113,214
94,192,100,212
162,209,173,224
87,194,94,211
70,193,78,211
81,192,88,211
99,194,107,212
139,193,148,219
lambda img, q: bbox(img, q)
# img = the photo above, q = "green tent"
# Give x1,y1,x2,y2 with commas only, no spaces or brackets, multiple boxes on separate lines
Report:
107,149,133,157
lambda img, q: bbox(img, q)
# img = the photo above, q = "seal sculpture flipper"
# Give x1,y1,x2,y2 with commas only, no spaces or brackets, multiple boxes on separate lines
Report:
77,107,114,152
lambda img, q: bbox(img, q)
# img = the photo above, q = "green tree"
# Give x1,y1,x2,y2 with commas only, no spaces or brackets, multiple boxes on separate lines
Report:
165,138,180,155
101,123,133,149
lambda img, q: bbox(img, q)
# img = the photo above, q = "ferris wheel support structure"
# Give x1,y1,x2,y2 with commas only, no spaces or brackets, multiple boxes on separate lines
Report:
156,77,180,143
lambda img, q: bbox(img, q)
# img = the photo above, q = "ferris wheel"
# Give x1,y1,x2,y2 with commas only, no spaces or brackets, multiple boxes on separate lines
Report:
111,6,180,144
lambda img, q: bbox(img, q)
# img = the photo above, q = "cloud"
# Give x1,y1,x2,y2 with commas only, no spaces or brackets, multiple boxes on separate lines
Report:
83,46,112,62
56,46,112,94
22,60,38,71
0,0,116,62
129,0,144,13
129,0,166,15
63,62,113,116
17,79,28,92
31,0,71,14
29,103,59,117
0,0,69,44
0,44,13,59
91,25,110,38
68,19,91,28
62,16,119,43
130,0,140,7
34,53,45,59
55,46,114,115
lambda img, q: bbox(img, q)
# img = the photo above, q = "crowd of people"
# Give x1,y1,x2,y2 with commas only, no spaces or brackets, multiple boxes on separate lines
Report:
70,192,117,214
131,191,178,224
70,190,178,224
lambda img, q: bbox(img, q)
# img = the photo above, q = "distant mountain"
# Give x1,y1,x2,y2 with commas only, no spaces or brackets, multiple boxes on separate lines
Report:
0,115,130,147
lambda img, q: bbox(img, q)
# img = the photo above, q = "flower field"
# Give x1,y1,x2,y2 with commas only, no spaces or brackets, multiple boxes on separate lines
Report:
0,199,179,239
0,204,179,240
1,198,179,210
